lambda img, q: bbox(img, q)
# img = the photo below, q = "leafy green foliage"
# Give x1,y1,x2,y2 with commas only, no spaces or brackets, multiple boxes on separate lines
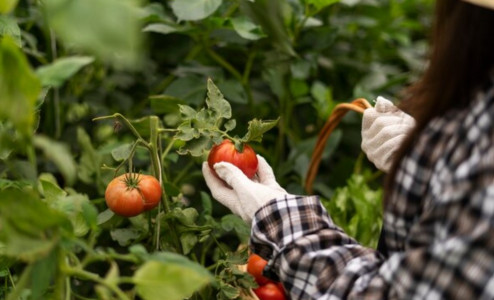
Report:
0,37,40,139
175,79,279,156
36,56,94,88
322,172,383,248
0,0,433,298
134,258,212,300
43,0,142,68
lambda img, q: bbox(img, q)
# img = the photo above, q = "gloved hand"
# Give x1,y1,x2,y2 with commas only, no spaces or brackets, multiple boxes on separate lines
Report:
463,0,494,10
361,96,416,172
202,155,289,224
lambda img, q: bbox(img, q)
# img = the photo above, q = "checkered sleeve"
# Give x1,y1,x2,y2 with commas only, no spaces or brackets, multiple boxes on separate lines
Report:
250,190,494,299
250,195,386,299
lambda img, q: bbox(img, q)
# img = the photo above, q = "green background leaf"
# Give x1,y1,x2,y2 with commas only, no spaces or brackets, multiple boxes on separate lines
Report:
171,0,222,21
43,0,142,68
0,37,41,138
134,258,211,300
36,56,94,88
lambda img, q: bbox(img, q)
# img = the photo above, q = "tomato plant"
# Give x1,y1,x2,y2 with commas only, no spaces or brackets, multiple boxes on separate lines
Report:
0,0,431,298
247,253,271,285
105,173,161,217
253,282,286,300
208,139,259,179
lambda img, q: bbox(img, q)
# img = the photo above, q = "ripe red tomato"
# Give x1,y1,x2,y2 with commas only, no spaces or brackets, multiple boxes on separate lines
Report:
105,173,162,217
253,282,286,300
207,139,258,178
247,254,271,286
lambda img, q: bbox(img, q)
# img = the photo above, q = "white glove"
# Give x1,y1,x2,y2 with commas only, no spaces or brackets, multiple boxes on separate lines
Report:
361,96,416,172
462,0,494,10
202,155,289,224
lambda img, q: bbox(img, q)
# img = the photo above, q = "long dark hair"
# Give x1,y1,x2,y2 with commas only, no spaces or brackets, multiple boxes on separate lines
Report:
385,0,494,196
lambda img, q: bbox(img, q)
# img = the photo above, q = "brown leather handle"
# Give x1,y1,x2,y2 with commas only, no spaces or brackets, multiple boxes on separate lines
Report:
304,98,372,194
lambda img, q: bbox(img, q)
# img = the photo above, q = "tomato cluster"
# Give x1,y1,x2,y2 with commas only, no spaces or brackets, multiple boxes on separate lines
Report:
247,254,287,300
207,139,258,179
105,173,162,217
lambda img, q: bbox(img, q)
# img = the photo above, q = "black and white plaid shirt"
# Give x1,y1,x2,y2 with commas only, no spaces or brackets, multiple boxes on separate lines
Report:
250,78,494,299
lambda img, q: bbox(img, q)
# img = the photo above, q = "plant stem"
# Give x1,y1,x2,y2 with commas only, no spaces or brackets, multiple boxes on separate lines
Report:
205,47,243,82
63,267,130,300
65,276,71,300
7,268,15,289
92,113,146,143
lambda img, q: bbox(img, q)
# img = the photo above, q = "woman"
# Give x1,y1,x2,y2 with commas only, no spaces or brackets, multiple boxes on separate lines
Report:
203,0,494,298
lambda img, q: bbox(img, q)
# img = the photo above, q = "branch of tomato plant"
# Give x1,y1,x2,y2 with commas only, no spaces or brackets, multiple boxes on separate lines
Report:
150,118,186,254
6,264,33,300
222,0,240,18
62,266,130,300
111,140,142,177
94,114,184,253
242,46,258,108
293,7,311,45
93,113,146,142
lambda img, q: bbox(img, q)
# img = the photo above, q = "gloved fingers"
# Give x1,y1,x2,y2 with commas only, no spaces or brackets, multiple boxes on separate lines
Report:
365,132,408,172
362,123,411,153
365,123,413,146
363,114,411,140
202,162,237,202
362,107,380,132
374,96,398,113
362,107,402,134
214,162,253,193
256,155,285,190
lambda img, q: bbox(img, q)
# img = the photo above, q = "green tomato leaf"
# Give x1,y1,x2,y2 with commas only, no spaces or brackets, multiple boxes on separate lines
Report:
39,173,67,200
241,118,279,143
219,282,240,299
175,79,236,156
200,192,213,216
111,228,143,246
171,0,222,21
221,215,250,243
206,78,232,120
33,135,77,186
0,188,71,262
180,232,198,255
224,119,236,132
143,23,180,35
0,36,41,139
178,105,197,120
0,15,21,46
322,173,382,248
134,257,212,300
77,127,103,190
150,95,184,114
31,248,59,300
175,122,198,142
177,134,214,157
36,56,94,88
230,16,265,40
111,143,134,162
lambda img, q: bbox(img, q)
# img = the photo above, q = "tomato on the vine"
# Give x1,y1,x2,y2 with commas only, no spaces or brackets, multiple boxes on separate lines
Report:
253,282,286,300
105,173,161,217
247,254,271,285
207,139,258,178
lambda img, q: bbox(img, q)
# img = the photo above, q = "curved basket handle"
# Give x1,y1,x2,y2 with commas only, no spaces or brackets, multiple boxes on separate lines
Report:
304,98,372,194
